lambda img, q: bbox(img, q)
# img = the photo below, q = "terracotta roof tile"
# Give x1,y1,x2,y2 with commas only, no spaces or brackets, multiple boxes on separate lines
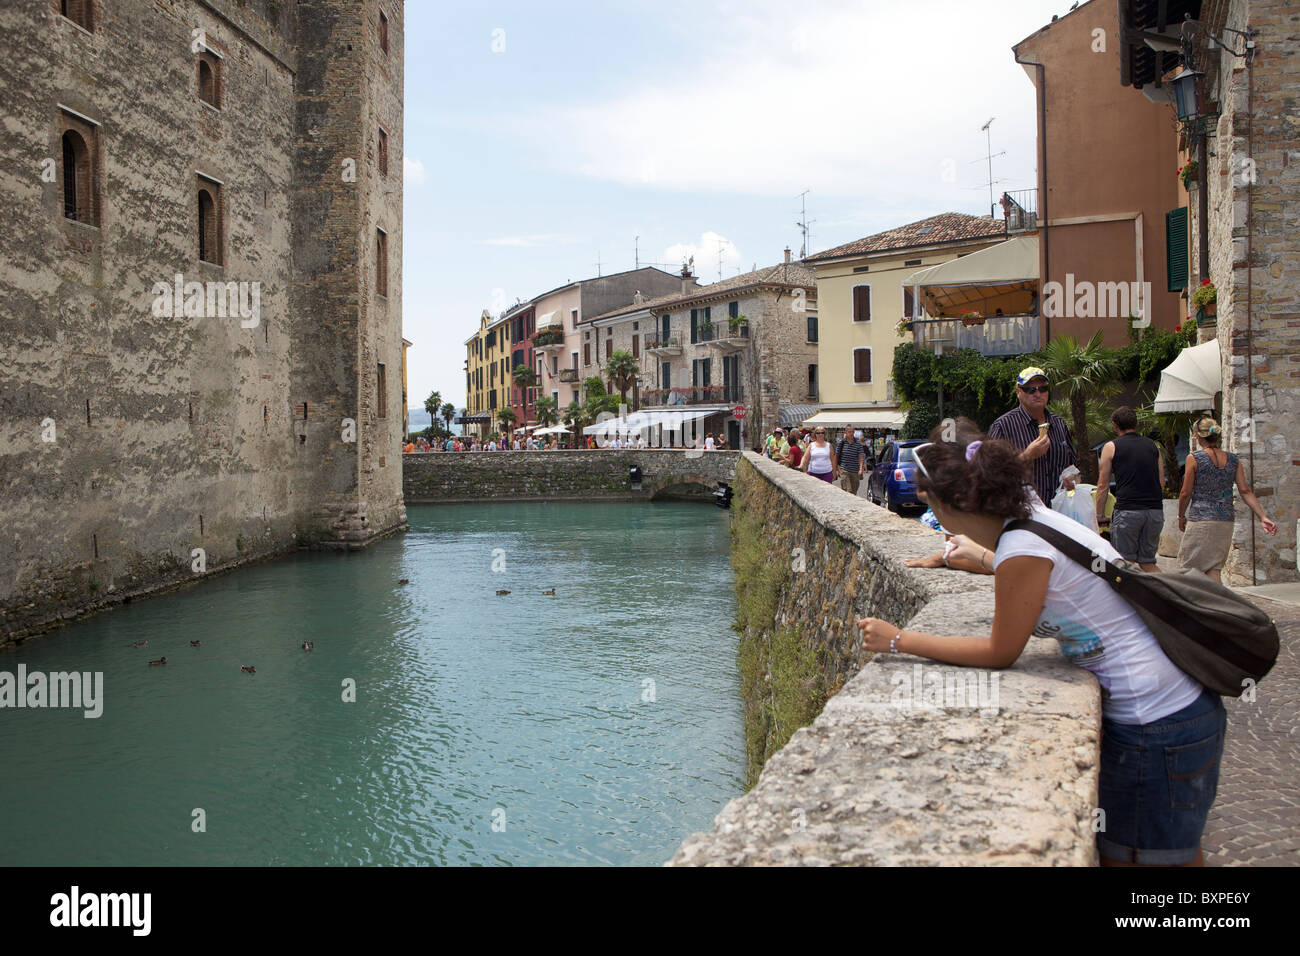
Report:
806,212,1006,262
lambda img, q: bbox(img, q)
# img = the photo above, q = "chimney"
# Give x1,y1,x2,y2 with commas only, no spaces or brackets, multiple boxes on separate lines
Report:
784,247,791,264
680,262,695,295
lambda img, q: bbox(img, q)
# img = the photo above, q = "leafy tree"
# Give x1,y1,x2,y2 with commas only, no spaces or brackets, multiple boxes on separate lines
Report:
512,365,537,388
535,396,559,427
582,376,621,422
440,402,456,434
564,399,586,441
1036,332,1120,483
496,407,517,431
604,350,640,406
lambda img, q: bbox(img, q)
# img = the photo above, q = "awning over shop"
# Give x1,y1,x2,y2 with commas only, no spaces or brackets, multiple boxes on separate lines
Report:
536,311,561,329
455,411,492,424
904,235,1039,317
778,404,820,428
582,408,711,435
800,409,905,429
1154,338,1221,413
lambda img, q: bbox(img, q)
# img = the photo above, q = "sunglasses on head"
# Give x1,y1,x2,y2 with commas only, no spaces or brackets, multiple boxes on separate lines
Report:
1019,384,1050,395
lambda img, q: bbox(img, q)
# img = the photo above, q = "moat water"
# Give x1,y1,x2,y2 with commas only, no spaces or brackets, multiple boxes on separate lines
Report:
0,502,743,866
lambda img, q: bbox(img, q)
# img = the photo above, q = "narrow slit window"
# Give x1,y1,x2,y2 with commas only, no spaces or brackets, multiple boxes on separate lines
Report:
378,126,388,175
379,10,389,54
377,363,388,419
376,228,389,296
60,127,97,225
197,52,221,109
61,0,93,31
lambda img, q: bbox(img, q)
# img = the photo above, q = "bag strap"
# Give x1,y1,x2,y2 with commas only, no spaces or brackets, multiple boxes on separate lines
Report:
1004,518,1272,674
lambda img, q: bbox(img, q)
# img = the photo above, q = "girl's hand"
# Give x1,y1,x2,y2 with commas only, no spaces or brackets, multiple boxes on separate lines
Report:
945,534,987,568
1178,517,1187,531
857,617,900,653
1262,517,1278,536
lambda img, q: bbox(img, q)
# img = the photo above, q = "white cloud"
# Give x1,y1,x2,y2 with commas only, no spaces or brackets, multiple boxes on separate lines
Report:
521,0,1045,208
403,156,426,185
662,231,745,280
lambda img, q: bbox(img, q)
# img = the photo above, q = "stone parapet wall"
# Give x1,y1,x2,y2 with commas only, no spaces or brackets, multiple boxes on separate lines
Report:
402,449,740,503
669,452,1100,865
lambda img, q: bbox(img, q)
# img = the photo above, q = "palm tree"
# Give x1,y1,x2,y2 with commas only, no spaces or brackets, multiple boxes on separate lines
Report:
424,390,442,421
582,377,621,420
535,396,559,428
440,402,455,435
496,407,516,433
604,350,640,406
1036,332,1119,483
512,364,538,416
564,399,585,445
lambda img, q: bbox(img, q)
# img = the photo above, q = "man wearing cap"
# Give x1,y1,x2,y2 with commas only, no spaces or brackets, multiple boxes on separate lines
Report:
988,366,1077,503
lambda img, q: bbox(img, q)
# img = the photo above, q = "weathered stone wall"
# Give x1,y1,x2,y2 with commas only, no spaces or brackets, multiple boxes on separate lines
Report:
0,0,406,643
670,453,1100,865
403,449,739,503
1206,0,1299,584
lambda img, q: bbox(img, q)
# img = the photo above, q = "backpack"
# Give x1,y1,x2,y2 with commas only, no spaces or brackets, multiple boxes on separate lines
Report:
1004,518,1279,697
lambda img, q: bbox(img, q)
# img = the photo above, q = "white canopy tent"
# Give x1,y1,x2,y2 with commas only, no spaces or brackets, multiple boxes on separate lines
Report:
582,408,710,436
533,423,572,436
1153,338,1221,413
800,409,906,430
904,235,1039,318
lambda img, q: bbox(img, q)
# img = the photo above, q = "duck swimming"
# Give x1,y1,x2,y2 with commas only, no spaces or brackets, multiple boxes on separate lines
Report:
496,589,510,595
190,640,201,647
542,588,555,595
241,665,256,674
128,640,147,648
302,641,314,651
148,657,166,666
398,579,410,585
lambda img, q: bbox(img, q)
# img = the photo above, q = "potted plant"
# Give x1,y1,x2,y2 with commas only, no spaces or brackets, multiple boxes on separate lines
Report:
959,309,985,327
1179,160,1199,190
1190,278,1217,323
895,317,914,336
727,313,748,335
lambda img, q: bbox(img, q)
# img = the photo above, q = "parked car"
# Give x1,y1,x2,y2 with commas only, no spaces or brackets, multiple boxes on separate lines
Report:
868,439,926,513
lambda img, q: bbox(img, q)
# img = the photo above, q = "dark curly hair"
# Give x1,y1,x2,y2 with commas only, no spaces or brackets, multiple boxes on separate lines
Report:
915,417,1033,519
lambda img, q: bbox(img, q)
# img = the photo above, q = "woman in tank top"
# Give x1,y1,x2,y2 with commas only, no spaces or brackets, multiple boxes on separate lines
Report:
1176,417,1276,582
800,427,835,482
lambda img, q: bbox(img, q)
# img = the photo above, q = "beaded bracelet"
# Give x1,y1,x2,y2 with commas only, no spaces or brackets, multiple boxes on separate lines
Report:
889,632,902,654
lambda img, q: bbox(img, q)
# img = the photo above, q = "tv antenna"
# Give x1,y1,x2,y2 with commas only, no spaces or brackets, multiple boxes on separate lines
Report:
716,238,735,280
594,250,602,277
795,190,815,259
634,235,639,270
976,118,1006,217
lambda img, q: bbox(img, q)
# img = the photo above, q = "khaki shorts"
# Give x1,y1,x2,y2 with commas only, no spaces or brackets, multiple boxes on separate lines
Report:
840,472,861,494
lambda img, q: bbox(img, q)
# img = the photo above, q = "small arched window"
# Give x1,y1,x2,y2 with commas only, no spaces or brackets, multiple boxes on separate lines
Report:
61,129,95,224
197,52,221,108
198,186,221,264
61,0,94,32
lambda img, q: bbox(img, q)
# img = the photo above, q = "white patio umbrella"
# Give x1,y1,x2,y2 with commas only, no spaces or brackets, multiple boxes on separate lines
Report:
1153,338,1221,413
534,423,572,436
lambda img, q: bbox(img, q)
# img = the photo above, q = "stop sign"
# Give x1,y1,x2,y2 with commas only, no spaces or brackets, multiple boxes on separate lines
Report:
733,404,746,419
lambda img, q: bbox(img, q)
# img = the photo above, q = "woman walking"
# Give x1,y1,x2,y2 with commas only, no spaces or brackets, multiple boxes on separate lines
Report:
1177,417,1277,582
858,418,1226,866
800,427,836,483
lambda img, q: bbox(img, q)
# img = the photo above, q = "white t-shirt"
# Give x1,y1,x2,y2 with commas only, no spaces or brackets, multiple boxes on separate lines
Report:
995,502,1202,724
705,436,716,450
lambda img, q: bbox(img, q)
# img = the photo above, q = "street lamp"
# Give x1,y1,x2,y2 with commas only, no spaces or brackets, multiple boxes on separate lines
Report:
1170,66,1203,122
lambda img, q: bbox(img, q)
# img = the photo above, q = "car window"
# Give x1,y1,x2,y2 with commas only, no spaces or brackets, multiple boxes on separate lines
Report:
898,447,915,463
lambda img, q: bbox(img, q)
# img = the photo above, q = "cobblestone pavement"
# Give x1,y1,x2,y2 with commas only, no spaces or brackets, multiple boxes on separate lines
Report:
1202,592,1300,867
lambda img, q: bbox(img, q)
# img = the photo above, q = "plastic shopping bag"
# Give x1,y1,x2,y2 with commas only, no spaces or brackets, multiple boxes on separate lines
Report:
1050,466,1098,533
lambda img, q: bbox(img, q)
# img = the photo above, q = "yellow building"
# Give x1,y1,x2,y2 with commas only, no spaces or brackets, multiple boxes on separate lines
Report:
461,309,513,437
804,213,1007,429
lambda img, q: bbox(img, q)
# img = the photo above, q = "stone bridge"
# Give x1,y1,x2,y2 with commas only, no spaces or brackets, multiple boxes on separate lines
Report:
402,449,740,504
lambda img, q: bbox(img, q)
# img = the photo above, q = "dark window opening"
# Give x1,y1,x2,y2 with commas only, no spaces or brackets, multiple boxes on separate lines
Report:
197,182,221,264
61,128,95,224
198,53,221,108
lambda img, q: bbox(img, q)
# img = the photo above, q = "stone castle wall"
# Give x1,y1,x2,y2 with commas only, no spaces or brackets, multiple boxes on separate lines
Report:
0,0,406,643
403,449,739,503
669,453,1100,865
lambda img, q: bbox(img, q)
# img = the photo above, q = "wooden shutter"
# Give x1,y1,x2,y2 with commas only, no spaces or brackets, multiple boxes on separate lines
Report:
853,285,871,322
690,309,698,343
807,315,817,342
583,343,590,365
632,335,640,358
853,348,872,383
1166,207,1189,292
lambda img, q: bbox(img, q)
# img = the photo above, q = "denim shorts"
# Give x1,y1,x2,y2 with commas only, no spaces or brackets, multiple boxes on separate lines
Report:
1097,687,1227,865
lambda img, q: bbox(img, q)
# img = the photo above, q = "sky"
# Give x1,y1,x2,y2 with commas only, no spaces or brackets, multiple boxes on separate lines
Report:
402,0,1077,412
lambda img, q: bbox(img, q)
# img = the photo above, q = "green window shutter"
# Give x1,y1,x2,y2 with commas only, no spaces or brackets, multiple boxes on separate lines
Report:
1166,207,1188,293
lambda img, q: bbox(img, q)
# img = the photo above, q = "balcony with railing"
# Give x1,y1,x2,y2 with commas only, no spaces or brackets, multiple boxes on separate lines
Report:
707,322,750,354
532,328,565,353
645,335,684,355
911,313,1041,357
641,385,743,408
558,368,580,383
1000,190,1037,234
